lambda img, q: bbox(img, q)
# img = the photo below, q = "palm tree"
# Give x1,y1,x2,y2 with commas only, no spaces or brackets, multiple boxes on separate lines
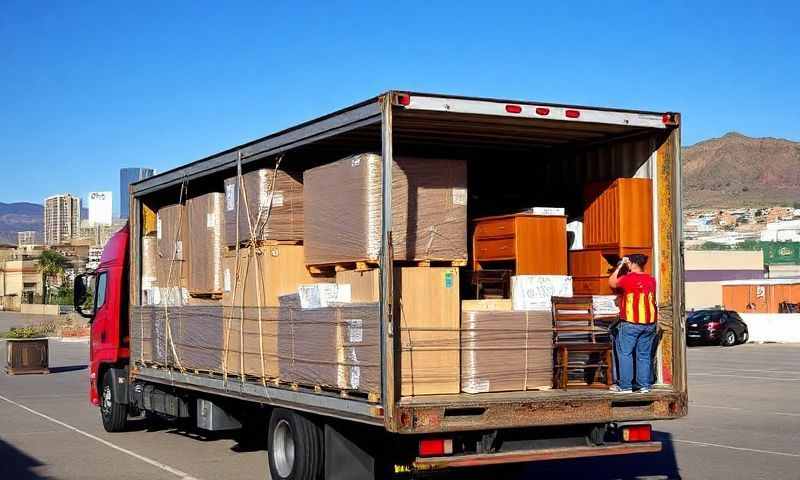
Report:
38,250,70,304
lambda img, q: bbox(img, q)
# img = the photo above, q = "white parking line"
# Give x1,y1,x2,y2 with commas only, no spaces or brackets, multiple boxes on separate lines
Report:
691,403,800,417
674,439,800,458
0,393,200,480
689,373,800,382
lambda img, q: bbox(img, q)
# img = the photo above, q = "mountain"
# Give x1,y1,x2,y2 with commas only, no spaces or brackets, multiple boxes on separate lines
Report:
0,202,43,245
683,132,800,209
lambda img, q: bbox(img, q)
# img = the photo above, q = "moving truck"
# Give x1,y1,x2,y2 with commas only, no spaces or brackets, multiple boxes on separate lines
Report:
74,91,686,479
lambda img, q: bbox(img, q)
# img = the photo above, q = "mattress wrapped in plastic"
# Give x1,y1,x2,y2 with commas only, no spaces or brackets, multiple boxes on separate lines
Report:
303,153,468,265
156,203,188,288
187,192,225,295
278,296,380,393
223,168,303,246
130,305,223,373
461,310,554,393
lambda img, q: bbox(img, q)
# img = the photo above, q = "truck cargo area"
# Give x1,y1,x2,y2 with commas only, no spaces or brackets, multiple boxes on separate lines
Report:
125,91,685,437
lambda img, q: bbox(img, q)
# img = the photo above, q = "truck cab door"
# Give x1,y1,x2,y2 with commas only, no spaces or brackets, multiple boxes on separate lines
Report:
90,271,110,356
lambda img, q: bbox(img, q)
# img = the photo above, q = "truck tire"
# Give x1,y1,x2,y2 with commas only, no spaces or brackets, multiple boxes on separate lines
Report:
267,408,323,480
101,370,128,432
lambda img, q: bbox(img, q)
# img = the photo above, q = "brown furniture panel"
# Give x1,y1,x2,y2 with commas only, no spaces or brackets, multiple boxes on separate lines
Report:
584,178,653,249
473,214,567,275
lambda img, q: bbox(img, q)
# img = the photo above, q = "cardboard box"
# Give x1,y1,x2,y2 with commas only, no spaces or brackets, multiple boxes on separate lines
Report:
396,267,461,396
223,168,304,246
461,310,553,393
336,269,380,303
304,154,468,265
222,245,332,307
186,192,225,295
156,204,188,288
511,275,573,311
222,306,280,379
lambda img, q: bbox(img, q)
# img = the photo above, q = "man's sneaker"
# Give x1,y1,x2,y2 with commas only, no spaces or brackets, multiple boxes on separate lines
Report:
609,385,633,394
638,387,652,394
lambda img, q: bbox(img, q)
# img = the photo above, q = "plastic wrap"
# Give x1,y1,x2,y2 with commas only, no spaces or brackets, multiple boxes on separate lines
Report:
223,168,303,246
187,192,225,295
303,153,468,265
222,305,280,378
156,203,188,288
277,298,380,393
461,310,553,393
141,236,158,289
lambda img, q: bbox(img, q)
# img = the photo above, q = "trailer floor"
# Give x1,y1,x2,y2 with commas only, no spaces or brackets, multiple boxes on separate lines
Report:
1,338,799,480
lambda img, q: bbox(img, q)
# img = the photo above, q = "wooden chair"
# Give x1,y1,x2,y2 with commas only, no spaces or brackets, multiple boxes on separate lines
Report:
551,296,615,389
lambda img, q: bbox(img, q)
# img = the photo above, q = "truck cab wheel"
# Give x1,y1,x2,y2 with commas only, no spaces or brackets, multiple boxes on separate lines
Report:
101,370,128,432
267,408,323,480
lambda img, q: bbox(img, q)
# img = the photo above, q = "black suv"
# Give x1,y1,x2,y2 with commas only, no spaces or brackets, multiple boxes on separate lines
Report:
686,310,749,346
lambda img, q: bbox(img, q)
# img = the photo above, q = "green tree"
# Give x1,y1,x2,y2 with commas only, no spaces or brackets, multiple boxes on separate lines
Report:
38,250,70,304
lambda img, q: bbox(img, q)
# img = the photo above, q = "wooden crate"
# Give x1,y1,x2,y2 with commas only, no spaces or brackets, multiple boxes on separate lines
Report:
5,338,49,375
583,178,653,249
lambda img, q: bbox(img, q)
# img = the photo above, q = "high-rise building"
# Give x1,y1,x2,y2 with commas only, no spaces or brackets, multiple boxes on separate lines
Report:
44,194,81,245
17,231,37,247
120,168,154,218
88,191,113,225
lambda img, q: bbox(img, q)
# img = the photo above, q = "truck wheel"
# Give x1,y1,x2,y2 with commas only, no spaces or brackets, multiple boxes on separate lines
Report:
267,408,323,480
722,330,737,347
101,370,128,432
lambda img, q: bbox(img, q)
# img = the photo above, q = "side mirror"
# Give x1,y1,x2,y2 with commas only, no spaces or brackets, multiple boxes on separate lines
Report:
74,273,95,320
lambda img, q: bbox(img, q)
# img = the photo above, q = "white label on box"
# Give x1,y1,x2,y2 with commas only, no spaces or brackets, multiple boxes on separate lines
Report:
299,284,352,308
224,269,232,292
529,207,565,216
206,213,215,228
347,319,363,343
511,275,573,311
174,241,183,260
452,187,467,206
351,157,361,167
272,192,284,207
225,183,236,211
156,216,162,240
350,366,360,389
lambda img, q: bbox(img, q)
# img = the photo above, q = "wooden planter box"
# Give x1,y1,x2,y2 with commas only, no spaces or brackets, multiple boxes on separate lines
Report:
5,338,49,375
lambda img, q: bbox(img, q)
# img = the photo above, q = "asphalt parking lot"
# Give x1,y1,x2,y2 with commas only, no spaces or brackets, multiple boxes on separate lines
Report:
1,340,798,480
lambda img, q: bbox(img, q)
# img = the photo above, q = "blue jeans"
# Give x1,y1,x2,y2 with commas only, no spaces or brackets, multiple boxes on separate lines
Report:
615,321,657,390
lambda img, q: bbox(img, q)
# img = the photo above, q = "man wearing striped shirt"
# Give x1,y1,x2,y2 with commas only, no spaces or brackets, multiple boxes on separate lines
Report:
608,254,658,394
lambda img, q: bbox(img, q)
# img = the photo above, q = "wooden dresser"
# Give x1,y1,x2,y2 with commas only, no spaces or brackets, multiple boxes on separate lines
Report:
472,214,567,275
569,246,652,295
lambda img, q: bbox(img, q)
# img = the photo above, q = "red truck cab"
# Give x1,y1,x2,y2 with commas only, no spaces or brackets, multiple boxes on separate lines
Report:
77,224,130,406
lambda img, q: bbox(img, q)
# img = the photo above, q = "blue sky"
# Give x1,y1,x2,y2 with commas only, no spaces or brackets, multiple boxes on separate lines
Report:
1,1,798,212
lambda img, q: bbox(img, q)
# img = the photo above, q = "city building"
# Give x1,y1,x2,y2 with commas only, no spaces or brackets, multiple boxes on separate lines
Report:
0,259,43,310
44,193,81,245
17,231,37,247
760,220,800,242
88,191,113,225
79,218,127,249
684,250,764,310
120,167,154,218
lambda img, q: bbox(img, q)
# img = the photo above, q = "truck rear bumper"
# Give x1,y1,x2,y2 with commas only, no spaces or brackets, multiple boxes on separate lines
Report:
414,441,661,469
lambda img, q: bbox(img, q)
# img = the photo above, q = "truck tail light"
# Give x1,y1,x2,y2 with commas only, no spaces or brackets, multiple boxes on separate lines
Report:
622,424,652,442
397,94,411,106
418,438,453,457
535,107,550,116
565,109,581,118
505,104,522,114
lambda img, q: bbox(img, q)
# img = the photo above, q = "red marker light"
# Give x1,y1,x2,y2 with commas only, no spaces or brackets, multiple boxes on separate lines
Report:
505,104,522,114
565,109,581,118
418,438,454,457
622,424,652,443
535,107,550,116
662,113,672,124
397,94,411,106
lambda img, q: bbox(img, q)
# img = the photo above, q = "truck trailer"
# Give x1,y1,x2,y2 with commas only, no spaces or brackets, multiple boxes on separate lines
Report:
75,91,686,479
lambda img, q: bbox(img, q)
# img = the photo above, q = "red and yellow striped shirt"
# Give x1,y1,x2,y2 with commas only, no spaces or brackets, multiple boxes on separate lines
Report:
617,272,657,324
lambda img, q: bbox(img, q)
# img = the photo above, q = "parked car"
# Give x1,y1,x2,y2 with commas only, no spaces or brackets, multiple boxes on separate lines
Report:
686,310,749,346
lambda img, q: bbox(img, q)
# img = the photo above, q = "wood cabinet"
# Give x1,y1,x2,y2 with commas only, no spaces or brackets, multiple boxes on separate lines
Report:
472,214,567,275
569,246,652,295
583,178,653,249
